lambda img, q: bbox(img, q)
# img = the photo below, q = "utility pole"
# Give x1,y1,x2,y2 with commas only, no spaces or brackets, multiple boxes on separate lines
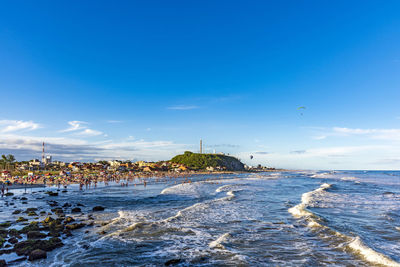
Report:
200,139,203,154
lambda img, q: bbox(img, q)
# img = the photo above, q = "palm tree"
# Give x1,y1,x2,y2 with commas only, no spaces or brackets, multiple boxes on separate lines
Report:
1,154,15,170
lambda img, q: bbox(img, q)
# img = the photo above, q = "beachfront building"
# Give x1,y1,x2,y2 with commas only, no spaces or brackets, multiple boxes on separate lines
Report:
44,155,52,164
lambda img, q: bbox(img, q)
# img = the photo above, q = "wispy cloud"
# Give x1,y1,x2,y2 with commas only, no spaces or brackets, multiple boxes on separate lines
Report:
61,121,103,137
309,126,400,142
167,105,199,110
74,129,103,137
332,127,400,141
61,121,87,132
0,120,41,133
0,131,189,162
106,120,123,124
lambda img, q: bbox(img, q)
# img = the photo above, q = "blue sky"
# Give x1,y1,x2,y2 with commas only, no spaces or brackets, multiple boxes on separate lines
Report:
0,0,400,169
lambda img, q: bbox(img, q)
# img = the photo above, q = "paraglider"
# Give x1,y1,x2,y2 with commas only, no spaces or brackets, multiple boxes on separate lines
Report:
297,106,306,116
250,155,253,160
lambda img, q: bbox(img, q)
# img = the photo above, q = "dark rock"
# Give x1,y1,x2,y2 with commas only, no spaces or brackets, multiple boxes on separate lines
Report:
27,211,37,216
0,229,7,238
28,249,47,261
63,230,72,237
62,203,71,208
8,229,20,237
165,259,183,266
0,222,11,228
92,206,105,212
5,193,13,196
0,259,6,267
64,217,75,223
98,231,107,235
65,223,85,230
42,217,54,225
16,217,28,223
51,208,64,215
14,237,63,256
48,221,64,233
76,203,84,207
19,221,40,234
20,197,28,200
21,202,28,204
27,231,47,239
24,208,38,213
45,192,58,197
12,210,21,215
48,231,60,237
8,237,18,244
71,207,81,213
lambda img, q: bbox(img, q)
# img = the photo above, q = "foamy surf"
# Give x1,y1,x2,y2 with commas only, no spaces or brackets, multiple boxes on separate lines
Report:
288,183,331,218
209,232,231,249
348,237,400,267
289,183,400,267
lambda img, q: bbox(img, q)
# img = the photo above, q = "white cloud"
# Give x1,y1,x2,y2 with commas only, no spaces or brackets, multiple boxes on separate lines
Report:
0,120,41,133
332,127,400,141
167,105,199,110
61,121,87,132
0,131,189,162
75,129,103,136
60,121,104,137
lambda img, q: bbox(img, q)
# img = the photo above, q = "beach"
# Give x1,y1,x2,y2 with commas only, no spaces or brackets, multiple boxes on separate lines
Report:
0,171,399,266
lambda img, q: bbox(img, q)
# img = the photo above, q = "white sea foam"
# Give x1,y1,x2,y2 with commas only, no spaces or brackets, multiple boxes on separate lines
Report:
348,237,400,267
289,183,400,267
160,181,203,196
288,183,331,218
216,185,232,192
209,232,231,249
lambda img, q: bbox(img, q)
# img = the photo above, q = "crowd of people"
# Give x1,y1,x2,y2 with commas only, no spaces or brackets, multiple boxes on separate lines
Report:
0,171,195,196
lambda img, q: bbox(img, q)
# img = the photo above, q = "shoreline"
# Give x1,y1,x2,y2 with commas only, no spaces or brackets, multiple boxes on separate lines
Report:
0,169,296,193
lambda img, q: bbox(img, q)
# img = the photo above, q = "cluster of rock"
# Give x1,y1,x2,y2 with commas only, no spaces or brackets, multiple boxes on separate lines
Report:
0,192,106,266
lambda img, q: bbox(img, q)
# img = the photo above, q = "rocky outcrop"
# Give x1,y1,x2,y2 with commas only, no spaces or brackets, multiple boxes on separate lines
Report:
28,249,47,261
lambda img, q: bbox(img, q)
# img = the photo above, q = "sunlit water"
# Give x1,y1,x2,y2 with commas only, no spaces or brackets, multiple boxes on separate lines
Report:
1,171,400,266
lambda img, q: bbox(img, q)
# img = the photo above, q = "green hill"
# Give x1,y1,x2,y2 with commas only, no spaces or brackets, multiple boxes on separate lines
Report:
170,151,245,171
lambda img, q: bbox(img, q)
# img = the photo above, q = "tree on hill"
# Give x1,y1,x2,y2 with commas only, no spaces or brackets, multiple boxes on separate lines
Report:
170,151,244,171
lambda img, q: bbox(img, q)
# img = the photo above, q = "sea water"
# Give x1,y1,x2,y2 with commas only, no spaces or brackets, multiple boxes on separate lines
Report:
2,171,400,266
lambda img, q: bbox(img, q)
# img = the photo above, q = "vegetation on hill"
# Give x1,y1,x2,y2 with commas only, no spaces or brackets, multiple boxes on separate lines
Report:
170,151,245,171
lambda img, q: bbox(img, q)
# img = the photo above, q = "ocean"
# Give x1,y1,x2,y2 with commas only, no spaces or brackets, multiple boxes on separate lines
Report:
2,171,400,266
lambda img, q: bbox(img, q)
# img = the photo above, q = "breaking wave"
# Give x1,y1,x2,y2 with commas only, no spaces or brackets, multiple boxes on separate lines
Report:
209,232,231,249
289,183,400,267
